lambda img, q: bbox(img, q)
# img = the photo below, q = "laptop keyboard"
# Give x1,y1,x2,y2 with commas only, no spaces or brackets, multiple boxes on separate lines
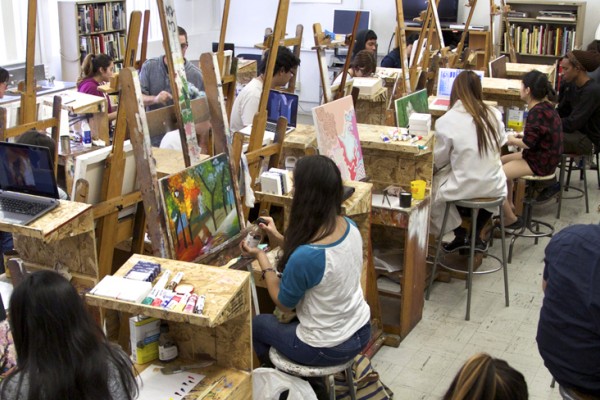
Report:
265,122,278,133
0,198,49,216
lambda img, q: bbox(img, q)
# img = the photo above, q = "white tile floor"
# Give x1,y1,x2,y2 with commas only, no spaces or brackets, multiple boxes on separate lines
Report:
372,174,599,400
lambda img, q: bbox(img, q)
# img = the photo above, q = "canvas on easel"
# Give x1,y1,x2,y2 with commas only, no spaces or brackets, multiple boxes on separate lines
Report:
159,153,242,262
394,89,429,128
312,95,366,181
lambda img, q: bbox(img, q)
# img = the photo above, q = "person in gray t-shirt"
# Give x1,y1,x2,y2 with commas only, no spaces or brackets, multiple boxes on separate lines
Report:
139,26,204,111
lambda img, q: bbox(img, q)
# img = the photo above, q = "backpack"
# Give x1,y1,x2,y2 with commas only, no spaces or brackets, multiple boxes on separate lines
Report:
334,354,393,399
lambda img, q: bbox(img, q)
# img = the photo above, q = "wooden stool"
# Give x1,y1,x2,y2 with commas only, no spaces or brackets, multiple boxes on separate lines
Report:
269,347,357,400
426,197,509,321
557,154,590,218
509,174,555,263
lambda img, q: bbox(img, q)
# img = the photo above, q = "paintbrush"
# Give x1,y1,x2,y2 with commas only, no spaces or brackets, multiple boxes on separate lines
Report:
160,358,215,375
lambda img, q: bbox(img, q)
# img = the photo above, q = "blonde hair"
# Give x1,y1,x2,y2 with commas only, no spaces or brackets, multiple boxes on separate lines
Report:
78,53,113,84
444,353,528,400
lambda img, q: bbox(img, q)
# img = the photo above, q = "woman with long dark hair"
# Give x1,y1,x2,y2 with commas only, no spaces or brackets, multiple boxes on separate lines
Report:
241,155,371,367
431,70,507,251
77,53,117,121
0,270,138,400
501,70,562,228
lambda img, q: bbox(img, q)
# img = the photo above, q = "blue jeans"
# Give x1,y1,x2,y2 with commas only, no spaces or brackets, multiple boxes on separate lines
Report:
253,314,371,367
0,231,14,274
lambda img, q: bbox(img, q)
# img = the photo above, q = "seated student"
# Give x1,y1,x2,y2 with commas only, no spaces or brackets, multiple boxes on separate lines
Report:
431,70,506,251
380,34,419,68
332,49,376,86
139,26,204,111
444,353,528,400
0,68,10,273
0,270,139,399
587,39,600,82
501,70,563,229
77,54,117,122
351,29,377,60
230,46,300,134
241,155,371,367
537,224,600,399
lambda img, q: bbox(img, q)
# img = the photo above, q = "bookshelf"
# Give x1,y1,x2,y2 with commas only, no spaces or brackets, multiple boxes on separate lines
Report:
58,0,127,82
501,0,586,65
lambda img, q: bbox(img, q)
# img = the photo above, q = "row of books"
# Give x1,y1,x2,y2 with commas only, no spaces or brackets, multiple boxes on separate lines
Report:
503,24,576,56
80,33,126,62
78,2,126,34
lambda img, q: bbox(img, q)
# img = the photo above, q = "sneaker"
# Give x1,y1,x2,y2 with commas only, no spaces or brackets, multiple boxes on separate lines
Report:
475,238,488,252
443,237,467,253
504,216,524,231
536,182,561,203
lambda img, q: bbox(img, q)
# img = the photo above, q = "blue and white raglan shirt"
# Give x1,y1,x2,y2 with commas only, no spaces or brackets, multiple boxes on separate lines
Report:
278,217,371,348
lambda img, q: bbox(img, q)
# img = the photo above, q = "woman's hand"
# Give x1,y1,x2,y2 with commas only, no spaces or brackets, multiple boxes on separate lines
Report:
240,240,264,259
257,216,284,247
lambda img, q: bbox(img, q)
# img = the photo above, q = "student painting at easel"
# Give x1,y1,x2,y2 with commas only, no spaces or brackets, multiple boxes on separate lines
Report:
77,54,118,122
230,46,300,134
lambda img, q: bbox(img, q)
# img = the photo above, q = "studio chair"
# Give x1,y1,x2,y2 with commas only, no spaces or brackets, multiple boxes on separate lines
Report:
426,197,509,321
269,347,357,400
508,174,555,263
557,154,589,219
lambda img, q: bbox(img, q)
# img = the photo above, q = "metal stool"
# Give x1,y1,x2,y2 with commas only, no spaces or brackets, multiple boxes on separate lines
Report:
557,154,589,219
269,347,357,400
425,197,509,321
509,174,555,263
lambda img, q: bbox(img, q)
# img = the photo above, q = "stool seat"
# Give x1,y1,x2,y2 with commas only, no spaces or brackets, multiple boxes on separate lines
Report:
455,197,504,209
269,347,353,377
269,347,357,400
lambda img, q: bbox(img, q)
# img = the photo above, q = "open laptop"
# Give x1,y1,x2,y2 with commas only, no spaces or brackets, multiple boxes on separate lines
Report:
0,142,60,226
431,68,485,109
240,90,298,136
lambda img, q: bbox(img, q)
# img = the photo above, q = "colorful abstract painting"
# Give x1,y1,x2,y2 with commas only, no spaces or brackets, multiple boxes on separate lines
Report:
159,154,241,262
312,95,366,181
394,89,429,128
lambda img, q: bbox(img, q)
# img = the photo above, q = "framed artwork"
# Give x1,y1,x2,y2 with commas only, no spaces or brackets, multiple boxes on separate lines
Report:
159,153,242,262
394,89,429,128
312,95,366,181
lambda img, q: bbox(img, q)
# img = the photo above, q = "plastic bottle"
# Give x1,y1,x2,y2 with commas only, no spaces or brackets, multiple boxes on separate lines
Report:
158,322,178,362
81,120,92,148
245,220,264,248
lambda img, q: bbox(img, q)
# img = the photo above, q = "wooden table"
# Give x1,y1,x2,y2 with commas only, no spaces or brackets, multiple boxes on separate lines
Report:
480,77,523,109
506,62,556,87
0,200,98,289
87,254,252,400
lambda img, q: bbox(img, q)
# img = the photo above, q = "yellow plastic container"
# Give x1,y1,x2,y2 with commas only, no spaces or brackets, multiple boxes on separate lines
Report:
410,180,426,200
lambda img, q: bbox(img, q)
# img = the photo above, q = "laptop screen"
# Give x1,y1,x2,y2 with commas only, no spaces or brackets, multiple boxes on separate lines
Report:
0,142,59,199
437,68,485,98
267,90,298,128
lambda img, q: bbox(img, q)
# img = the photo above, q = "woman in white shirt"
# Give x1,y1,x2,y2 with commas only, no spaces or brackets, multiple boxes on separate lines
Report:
431,70,507,251
241,155,371,367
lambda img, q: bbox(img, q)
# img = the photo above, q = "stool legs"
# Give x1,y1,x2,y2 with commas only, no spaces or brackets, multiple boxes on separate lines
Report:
498,206,509,308
466,208,479,320
558,155,589,219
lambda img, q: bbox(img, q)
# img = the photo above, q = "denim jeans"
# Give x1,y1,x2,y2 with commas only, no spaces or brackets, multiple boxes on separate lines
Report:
253,314,371,367
0,231,14,274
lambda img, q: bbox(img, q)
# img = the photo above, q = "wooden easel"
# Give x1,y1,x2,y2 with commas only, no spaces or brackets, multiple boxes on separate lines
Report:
333,12,361,101
215,0,238,121
91,11,145,280
499,0,518,63
135,10,151,70
449,0,478,68
232,0,291,219
0,0,62,178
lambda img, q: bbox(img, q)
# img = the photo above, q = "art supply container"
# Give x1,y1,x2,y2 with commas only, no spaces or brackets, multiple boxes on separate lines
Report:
400,192,412,208
410,180,426,200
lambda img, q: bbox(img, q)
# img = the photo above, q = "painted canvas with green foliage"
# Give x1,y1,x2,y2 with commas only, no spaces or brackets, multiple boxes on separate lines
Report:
159,154,241,262
394,89,429,128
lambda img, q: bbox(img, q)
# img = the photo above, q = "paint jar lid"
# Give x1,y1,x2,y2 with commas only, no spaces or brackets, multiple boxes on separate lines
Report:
175,283,194,294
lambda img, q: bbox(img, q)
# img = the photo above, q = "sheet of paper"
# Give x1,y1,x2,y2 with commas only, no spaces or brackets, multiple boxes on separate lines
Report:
0,281,13,310
137,364,205,400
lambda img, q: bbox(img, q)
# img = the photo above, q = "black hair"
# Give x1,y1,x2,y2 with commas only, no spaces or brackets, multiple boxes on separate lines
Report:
351,49,377,76
522,70,557,102
16,130,57,165
0,67,8,84
352,29,378,58
178,26,187,42
78,53,113,84
1,270,138,400
277,155,343,272
258,46,301,77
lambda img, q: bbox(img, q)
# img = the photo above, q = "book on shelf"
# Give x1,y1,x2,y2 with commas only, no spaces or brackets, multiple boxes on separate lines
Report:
536,10,576,22
507,11,528,18
77,2,126,34
504,23,575,56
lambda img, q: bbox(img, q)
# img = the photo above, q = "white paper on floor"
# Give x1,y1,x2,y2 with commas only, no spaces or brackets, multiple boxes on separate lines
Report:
136,364,205,400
